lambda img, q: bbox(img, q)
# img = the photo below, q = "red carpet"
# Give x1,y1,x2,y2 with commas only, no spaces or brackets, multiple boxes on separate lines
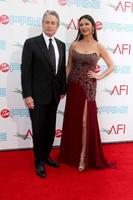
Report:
0,143,133,200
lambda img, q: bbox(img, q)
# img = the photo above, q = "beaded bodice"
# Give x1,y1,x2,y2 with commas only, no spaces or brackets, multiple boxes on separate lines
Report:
68,49,99,101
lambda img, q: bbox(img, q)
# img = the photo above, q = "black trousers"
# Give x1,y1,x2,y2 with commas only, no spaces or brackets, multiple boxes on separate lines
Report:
29,100,58,164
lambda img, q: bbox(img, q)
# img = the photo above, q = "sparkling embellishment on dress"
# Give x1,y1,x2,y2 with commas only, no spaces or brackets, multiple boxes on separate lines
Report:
68,49,99,101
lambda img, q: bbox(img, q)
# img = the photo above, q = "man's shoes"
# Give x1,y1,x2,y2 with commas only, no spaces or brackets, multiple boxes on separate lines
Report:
35,163,46,178
45,158,59,167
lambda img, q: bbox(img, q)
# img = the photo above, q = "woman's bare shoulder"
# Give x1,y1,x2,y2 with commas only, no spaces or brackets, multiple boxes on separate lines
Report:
97,42,107,51
69,41,79,52
70,41,79,49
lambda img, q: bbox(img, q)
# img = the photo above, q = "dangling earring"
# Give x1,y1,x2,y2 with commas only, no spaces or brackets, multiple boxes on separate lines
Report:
92,29,94,34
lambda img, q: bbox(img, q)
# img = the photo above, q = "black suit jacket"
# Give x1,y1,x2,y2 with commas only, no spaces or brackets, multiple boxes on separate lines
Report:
21,34,66,104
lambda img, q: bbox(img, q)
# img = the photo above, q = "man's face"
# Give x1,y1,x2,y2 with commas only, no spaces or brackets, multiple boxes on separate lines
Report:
43,14,58,37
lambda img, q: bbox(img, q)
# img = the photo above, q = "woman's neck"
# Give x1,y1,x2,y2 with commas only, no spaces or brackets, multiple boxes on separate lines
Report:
83,35,94,43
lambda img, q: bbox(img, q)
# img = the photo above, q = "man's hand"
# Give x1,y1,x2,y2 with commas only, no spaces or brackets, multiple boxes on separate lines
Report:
24,96,34,109
60,95,65,99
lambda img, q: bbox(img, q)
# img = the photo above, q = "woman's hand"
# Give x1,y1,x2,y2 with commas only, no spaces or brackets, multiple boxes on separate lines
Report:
87,70,101,80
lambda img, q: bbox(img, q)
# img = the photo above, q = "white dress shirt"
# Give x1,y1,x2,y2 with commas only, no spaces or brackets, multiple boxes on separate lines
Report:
43,32,59,74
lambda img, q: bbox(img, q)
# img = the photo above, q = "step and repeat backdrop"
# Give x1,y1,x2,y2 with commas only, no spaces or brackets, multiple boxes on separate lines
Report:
0,0,133,150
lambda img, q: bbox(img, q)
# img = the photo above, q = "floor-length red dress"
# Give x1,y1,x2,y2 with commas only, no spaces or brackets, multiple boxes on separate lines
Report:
60,49,113,169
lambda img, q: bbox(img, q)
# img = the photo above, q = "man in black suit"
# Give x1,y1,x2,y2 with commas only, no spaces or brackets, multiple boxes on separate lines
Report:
21,10,66,178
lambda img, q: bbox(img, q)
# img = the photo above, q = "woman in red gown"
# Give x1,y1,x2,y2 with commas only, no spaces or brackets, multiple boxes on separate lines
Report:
59,14,115,172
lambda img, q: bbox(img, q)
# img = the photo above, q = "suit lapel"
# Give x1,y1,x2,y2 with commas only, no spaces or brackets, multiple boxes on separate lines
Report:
37,34,63,74
37,34,55,73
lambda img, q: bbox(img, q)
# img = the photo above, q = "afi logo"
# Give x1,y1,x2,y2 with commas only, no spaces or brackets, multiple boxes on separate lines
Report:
113,44,131,55
24,129,32,140
67,19,78,30
0,15,9,25
58,0,67,6
0,63,9,72
1,109,10,118
109,124,126,134
116,1,133,12
67,19,102,30
111,85,128,95
55,129,62,138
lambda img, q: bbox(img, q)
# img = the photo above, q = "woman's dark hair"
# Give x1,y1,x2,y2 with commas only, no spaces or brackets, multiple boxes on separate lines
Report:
75,14,98,41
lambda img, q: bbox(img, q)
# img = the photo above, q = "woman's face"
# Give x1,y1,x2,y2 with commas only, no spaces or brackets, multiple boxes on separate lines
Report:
79,18,94,36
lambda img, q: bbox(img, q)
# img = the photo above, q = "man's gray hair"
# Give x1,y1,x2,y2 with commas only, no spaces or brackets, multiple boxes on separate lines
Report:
42,10,60,27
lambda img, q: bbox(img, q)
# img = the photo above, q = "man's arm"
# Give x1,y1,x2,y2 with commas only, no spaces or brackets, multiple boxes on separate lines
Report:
21,39,33,98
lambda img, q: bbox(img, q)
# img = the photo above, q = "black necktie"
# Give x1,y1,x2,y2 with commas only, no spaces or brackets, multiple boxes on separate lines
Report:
48,38,56,72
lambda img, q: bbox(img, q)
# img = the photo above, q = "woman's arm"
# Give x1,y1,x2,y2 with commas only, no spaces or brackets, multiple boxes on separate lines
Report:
88,43,114,80
66,43,75,78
